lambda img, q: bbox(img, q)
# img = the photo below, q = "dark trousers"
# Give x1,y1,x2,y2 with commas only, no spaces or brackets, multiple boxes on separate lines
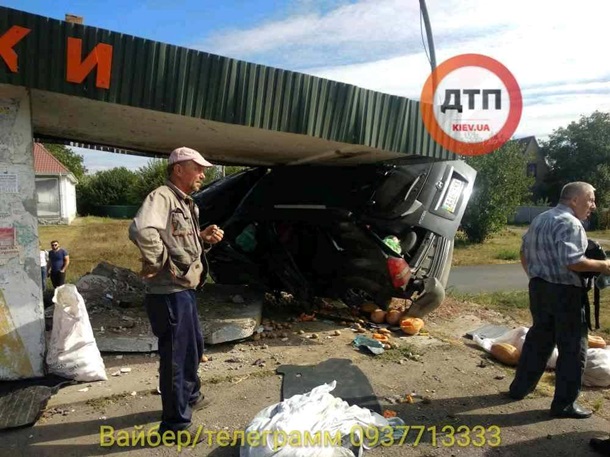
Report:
41,267,47,292
509,277,588,409
50,271,66,288
145,290,204,431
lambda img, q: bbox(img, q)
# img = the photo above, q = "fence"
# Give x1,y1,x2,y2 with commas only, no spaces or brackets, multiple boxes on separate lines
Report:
510,206,610,230
508,206,549,224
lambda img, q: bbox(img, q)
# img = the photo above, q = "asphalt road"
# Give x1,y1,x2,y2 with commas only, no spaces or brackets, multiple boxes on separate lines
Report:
447,263,527,293
446,234,610,294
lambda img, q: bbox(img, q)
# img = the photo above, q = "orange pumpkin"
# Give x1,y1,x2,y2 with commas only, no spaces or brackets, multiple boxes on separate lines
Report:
589,335,607,348
372,333,389,343
386,309,403,326
400,317,424,335
490,343,520,366
370,309,386,324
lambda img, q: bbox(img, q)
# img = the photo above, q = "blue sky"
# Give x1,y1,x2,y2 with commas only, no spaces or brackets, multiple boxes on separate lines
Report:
8,0,610,172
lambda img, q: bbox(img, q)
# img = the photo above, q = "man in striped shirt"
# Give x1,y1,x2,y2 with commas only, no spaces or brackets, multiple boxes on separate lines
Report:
509,182,610,419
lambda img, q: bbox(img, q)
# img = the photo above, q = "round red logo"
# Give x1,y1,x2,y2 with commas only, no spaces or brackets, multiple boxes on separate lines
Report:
420,54,522,156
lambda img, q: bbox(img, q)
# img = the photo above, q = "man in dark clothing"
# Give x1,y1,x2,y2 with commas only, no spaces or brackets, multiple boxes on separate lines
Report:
129,147,223,443
47,240,70,288
509,182,610,420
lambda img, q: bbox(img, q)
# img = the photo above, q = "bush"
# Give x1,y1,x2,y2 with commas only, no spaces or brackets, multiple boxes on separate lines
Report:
77,167,139,215
131,159,168,203
495,249,519,261
589,209,610,231
461,142,534,243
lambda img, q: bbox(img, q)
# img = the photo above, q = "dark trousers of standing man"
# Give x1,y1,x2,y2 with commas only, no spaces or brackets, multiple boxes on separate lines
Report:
50,270,66,288
145,290,204,431
509,277,588,410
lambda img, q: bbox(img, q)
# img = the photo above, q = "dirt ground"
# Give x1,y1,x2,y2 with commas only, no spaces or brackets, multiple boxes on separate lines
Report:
4,298,610,457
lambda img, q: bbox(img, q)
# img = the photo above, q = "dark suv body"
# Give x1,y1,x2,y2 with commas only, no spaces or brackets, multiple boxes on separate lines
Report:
193,160,476,317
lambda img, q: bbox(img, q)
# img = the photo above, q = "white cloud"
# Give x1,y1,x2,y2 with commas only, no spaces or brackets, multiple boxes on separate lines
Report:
75,148,152,174
198,0,610,139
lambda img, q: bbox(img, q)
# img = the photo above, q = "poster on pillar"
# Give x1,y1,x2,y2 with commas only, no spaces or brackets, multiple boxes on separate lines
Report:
0,226,19,261
0,173,18,193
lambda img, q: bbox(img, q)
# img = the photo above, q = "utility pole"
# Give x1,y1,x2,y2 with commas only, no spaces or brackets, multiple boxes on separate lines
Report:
419,0,436,72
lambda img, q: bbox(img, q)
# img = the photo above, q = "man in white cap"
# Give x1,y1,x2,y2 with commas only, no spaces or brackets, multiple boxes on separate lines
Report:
129,147,223,443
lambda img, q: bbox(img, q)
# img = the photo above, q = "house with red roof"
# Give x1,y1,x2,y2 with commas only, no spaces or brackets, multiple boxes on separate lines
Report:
33,143,77,224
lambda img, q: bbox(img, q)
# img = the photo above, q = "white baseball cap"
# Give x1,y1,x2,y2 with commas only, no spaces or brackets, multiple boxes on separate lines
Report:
169,147,213,167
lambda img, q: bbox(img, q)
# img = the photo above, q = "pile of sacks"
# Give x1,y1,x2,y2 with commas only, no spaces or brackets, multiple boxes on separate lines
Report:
474,327,610,387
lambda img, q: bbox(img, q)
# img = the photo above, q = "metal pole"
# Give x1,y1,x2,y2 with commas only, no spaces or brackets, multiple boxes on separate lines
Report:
419,0,437,72
419,0,440,139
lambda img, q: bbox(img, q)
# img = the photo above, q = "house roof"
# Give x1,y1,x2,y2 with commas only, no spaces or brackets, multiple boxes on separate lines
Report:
511,136,539,154
33,143,72,175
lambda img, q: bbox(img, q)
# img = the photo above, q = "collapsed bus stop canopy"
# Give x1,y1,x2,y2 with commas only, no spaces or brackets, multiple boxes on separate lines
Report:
0,6,457,165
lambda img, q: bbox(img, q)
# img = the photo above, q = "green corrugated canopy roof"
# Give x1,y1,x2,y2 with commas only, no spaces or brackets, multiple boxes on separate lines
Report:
0,6,457,165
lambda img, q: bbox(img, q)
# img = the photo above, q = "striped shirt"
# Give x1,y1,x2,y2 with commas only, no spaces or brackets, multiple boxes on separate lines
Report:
521,204,587,287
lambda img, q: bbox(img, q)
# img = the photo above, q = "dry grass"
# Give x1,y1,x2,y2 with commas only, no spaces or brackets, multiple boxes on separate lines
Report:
587,230,610,240
38,216,141,284
448,288,610,342
452,228,523,266
453,226,610,267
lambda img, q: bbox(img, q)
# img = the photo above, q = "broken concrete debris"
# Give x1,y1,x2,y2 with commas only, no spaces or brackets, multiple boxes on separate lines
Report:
76,261,146,309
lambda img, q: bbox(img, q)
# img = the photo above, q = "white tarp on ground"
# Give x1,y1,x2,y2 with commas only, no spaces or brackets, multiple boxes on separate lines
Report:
241,381,390,457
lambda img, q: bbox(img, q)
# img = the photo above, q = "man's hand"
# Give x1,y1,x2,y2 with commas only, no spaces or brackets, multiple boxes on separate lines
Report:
602,259,610,276
139,263,159,279
201,225,224,245
569,258,610,275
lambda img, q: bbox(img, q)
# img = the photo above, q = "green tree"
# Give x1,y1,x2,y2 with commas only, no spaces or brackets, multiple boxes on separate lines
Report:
542,111,610,206
43,143,87,181
461,141,534,243
132,159,168,202
202,166,218,185
127,161,245,204
224,165,247,176
76,167,139,215
209,165,248,181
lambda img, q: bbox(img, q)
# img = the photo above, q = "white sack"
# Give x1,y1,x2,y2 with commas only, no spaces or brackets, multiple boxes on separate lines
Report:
241,381,390,457
473,326,558,369
46,284,107,382
584,347,610,387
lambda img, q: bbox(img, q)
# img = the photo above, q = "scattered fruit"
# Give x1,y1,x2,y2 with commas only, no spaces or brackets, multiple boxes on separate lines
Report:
400,317,424,335
589,335,607,348
386,309,402,326
372,333,390,343
490,343,520,366
370,309,386,324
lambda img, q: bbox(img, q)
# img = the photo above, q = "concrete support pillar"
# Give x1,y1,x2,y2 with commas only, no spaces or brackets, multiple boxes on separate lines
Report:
0,85,45,379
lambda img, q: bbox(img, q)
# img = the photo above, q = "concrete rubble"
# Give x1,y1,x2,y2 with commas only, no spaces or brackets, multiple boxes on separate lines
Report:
68,263,265,349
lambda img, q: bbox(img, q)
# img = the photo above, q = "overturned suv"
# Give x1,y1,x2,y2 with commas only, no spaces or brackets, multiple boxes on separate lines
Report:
193,160,476,318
